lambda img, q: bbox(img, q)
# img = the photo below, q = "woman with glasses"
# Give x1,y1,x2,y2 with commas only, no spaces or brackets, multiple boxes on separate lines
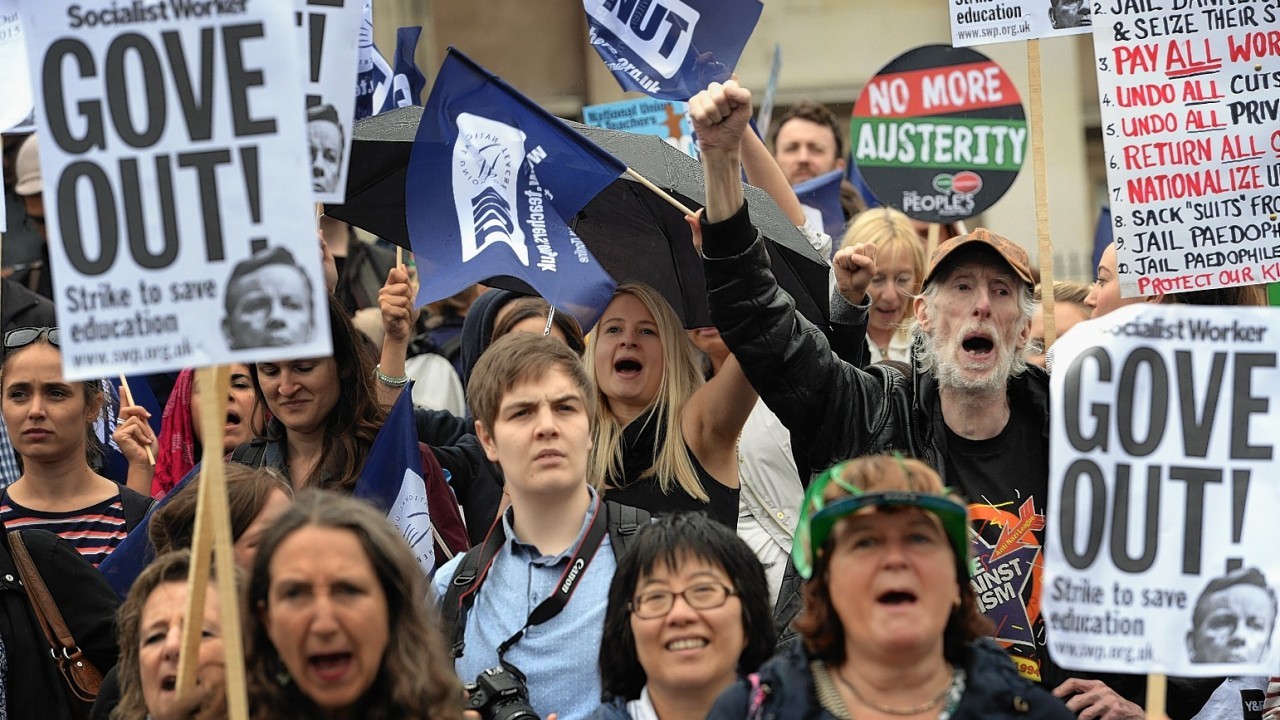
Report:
708,455,1072,720
596,512,775,720
0,327,152,565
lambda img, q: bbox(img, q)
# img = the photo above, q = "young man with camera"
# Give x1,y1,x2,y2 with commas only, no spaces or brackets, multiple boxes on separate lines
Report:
435,333,644,720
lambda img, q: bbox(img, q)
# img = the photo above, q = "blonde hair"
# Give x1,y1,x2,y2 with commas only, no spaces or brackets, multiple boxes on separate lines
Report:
840,207,926,324
586,283,709,501
1034,279,1092,307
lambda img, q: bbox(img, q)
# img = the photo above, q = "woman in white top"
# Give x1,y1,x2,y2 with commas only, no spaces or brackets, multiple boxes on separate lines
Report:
838,208,925,364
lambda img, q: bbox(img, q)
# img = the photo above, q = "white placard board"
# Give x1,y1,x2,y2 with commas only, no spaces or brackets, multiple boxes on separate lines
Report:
1091,2,1280,298
1047,303,1280,675
22,0,330,380
295,0,361,203
0,0,33,131
949,0,1093,47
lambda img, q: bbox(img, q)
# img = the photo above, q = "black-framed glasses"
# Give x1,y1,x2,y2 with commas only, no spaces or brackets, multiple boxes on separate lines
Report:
4,327,59,352
628,582,737,619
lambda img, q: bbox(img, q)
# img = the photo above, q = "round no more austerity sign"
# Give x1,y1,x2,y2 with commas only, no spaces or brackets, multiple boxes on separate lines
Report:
851,44,1028,223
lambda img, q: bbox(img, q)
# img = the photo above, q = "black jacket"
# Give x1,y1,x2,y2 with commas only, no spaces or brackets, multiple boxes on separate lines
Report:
699,204,1152,705
1,278,56,333
0,529,120,719
698,203,1051,481
709,640,1074,720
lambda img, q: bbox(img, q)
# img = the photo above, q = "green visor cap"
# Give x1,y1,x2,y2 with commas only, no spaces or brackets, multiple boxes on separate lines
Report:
792,461,971,580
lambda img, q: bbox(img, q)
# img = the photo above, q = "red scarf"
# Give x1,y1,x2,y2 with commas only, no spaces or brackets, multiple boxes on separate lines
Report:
151,368,196,499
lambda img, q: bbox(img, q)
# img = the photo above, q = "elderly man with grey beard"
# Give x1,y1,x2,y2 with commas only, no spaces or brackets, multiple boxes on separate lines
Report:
689,79,1147,720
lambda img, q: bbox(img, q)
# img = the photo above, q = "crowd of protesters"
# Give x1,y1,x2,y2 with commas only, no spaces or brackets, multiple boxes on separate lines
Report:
0,70,1275,720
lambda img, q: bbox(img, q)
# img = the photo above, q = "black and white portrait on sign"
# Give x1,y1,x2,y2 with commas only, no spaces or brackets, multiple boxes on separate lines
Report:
307,103,345,194
222,246,316,351
1188,567,1276,664
1048,0,1091,28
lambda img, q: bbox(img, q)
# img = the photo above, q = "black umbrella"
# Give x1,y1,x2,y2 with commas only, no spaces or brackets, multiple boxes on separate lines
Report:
326,105,830,328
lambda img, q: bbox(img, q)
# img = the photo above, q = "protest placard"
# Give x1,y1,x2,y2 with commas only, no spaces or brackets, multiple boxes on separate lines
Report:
22,0,328,381
851,45,1028,224
1046,303,1280,676
584,0,761,101
0,0,32,131
582,97,697,159
1092,1,1280,298
949,0,1092,47
296,0,360,203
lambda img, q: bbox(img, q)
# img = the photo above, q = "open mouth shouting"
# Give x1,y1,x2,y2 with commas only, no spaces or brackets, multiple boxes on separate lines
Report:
614,358,643,378
309,652,354,683
960,332,995,361
877,589,919,605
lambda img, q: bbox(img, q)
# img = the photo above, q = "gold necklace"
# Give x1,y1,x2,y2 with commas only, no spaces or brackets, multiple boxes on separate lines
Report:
835,665,955,716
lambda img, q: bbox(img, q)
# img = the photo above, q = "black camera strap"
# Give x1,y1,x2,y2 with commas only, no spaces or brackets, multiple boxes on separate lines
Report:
494,500,609,678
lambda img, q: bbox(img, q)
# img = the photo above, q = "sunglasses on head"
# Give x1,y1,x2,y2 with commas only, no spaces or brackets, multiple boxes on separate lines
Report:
4,327,60,352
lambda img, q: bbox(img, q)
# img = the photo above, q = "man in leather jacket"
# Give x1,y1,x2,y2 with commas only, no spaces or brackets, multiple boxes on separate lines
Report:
688,79,1145,720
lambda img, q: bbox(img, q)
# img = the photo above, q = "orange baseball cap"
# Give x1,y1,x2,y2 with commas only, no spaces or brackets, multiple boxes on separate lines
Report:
922,228,1034,288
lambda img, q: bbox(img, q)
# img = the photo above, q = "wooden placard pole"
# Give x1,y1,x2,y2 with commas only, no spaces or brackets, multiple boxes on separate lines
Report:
117,375,156,465
926,223,942,259
176,365,248,719
1026,40,1057,348
625,167,696,218
1146,673,1166,719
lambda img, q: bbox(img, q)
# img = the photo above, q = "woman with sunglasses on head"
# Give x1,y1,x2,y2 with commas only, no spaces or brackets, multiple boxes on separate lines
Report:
710,455,1073,720
596,512,775,720
0,327,152,565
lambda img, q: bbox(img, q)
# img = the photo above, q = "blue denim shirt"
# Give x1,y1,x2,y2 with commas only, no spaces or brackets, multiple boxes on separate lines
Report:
434,488,616,720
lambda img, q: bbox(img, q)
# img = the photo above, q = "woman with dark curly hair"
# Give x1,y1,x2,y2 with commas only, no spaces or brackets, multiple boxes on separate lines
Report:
710,455,1073,720
245,490,464,720
595,512,774,720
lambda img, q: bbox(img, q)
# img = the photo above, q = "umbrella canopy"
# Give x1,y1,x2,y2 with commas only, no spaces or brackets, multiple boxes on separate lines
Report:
327,106,830,328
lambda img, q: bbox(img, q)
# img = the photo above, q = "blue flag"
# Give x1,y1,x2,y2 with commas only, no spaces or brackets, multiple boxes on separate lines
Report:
354,7,426,120
386,27,427,112
793,169,847,246
846,156,883,210
353,385,434,575
584,0,762,101
408,48,622,330
1093,206,1113,276
98,464,199,598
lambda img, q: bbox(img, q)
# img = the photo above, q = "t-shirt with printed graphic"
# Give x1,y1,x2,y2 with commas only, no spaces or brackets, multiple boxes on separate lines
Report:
945,416,1051,685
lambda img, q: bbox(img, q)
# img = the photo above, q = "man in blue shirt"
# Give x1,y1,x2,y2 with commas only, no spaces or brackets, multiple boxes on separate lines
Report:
434,332,615,720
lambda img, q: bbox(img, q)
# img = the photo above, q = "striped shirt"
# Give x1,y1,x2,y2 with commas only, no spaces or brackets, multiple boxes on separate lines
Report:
0,491,129,567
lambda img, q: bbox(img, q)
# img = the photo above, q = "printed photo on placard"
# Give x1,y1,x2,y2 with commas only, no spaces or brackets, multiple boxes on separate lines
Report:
296,0,362,203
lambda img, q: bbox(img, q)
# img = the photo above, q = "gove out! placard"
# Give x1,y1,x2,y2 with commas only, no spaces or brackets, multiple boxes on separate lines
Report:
851,44,1028,224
